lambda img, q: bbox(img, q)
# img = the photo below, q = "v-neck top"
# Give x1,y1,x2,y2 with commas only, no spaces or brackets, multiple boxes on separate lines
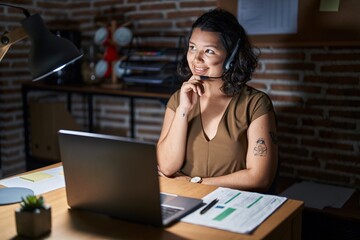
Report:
167,85,274,177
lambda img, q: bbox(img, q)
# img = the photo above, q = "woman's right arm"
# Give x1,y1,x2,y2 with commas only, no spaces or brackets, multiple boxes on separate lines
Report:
157,78,204,176
156,107,189,176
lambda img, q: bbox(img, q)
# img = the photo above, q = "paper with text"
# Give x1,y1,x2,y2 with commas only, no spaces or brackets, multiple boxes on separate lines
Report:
181,187,287,234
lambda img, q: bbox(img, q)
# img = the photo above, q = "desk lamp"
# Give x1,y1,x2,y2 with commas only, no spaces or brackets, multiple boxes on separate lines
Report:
0,3,82,205
0,3,83,81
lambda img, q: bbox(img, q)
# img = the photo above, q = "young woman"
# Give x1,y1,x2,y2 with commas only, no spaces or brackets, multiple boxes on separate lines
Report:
157,8,278,193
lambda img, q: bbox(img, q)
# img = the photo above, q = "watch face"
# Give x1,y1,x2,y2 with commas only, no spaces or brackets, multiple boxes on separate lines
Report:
191,176,202,183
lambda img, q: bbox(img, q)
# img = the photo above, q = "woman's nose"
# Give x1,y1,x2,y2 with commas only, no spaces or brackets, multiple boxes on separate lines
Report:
193,52,204,63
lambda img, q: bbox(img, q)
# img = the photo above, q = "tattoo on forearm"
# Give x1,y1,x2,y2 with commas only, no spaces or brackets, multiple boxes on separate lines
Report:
269,131,278,144
182,113,186,117
253,138,267,157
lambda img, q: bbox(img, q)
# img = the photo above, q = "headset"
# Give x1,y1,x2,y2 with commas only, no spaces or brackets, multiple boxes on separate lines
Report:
200,39,240,80
224,39,240,71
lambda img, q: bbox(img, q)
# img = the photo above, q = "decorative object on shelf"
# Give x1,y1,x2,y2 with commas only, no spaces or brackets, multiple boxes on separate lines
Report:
15,195,52,238
95,59,110,79
113,26,132,46
93,20,132,89
94,26,110,45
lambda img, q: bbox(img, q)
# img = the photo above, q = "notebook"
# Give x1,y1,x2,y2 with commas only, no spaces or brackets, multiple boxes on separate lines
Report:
58,129,203,227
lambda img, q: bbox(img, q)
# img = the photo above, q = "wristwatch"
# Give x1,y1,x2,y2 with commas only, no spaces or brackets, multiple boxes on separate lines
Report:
190,176,202,183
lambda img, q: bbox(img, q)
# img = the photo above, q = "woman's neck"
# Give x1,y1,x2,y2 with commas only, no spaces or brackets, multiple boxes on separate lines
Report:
202,79,227,98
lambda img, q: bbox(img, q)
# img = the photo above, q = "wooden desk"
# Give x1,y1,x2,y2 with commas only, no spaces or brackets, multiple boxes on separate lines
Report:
0,164,304,240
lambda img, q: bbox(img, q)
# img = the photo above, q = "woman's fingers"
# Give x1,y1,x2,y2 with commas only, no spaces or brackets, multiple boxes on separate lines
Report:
182,77,204,96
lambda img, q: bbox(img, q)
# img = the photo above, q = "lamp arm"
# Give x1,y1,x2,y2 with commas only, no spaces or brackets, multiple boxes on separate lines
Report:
0,2,30,61
0,27,28,62
0,44,10,62
0,3,30,17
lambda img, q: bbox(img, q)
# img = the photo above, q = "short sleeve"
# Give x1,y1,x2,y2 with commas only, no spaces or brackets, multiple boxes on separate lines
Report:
234,86,274,125
249,92,274,122
167,90,180,112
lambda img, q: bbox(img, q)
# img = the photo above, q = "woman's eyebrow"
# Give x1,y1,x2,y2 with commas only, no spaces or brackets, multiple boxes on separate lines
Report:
188,40,220,49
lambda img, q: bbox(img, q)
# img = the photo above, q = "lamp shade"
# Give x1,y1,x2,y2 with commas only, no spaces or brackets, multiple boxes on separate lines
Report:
21,14,82,81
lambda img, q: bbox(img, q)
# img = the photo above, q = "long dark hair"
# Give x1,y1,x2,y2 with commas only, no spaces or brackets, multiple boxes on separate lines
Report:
177,8,259,96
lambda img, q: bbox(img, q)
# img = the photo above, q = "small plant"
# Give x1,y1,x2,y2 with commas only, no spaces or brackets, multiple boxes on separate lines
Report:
15,194,52,237
19,195,46,212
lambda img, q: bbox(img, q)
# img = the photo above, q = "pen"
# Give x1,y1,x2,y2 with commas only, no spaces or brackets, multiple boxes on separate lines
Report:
200,198,219,215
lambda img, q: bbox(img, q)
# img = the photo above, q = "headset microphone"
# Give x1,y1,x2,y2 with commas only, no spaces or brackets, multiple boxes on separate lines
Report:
199,75,222,80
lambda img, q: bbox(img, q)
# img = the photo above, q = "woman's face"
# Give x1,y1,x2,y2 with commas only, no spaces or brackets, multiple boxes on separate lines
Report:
187,28,227,78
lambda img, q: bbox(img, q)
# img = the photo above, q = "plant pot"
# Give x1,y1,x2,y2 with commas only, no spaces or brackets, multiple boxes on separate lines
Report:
15,206,52,238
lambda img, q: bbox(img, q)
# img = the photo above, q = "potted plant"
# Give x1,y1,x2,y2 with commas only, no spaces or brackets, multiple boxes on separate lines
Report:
15,195,51,238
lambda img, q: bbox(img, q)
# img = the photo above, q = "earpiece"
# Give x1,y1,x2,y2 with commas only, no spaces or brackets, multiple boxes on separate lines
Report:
224,39,240,71
199,39,241,80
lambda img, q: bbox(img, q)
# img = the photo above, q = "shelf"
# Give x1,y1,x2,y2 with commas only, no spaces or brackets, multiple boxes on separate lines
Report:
119,35,184,87
120,61,170,71
123,73,174,85
126,47,166,56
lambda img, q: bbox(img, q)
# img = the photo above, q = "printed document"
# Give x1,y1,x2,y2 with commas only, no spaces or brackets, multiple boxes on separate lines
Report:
181,187,287,234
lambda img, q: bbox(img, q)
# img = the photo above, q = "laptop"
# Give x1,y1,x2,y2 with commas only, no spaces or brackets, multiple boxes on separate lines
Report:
58,129,203,227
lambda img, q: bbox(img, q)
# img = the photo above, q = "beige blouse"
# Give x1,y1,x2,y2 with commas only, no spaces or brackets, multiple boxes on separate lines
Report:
167,85,274,178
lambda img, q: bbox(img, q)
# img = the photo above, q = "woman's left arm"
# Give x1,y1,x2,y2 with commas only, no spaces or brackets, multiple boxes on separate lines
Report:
197,112,278,192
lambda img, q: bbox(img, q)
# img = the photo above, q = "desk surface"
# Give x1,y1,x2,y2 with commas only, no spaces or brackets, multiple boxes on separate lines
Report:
0,164,303,240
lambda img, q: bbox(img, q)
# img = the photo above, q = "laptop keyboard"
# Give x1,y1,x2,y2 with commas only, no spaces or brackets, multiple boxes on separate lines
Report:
161,205,182,219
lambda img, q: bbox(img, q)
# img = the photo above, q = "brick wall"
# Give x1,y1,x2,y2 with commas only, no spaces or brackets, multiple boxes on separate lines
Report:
250,47,360,188
1,0,359,189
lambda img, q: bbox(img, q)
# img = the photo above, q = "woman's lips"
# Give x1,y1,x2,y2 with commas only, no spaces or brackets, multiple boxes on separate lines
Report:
193,66,208,75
